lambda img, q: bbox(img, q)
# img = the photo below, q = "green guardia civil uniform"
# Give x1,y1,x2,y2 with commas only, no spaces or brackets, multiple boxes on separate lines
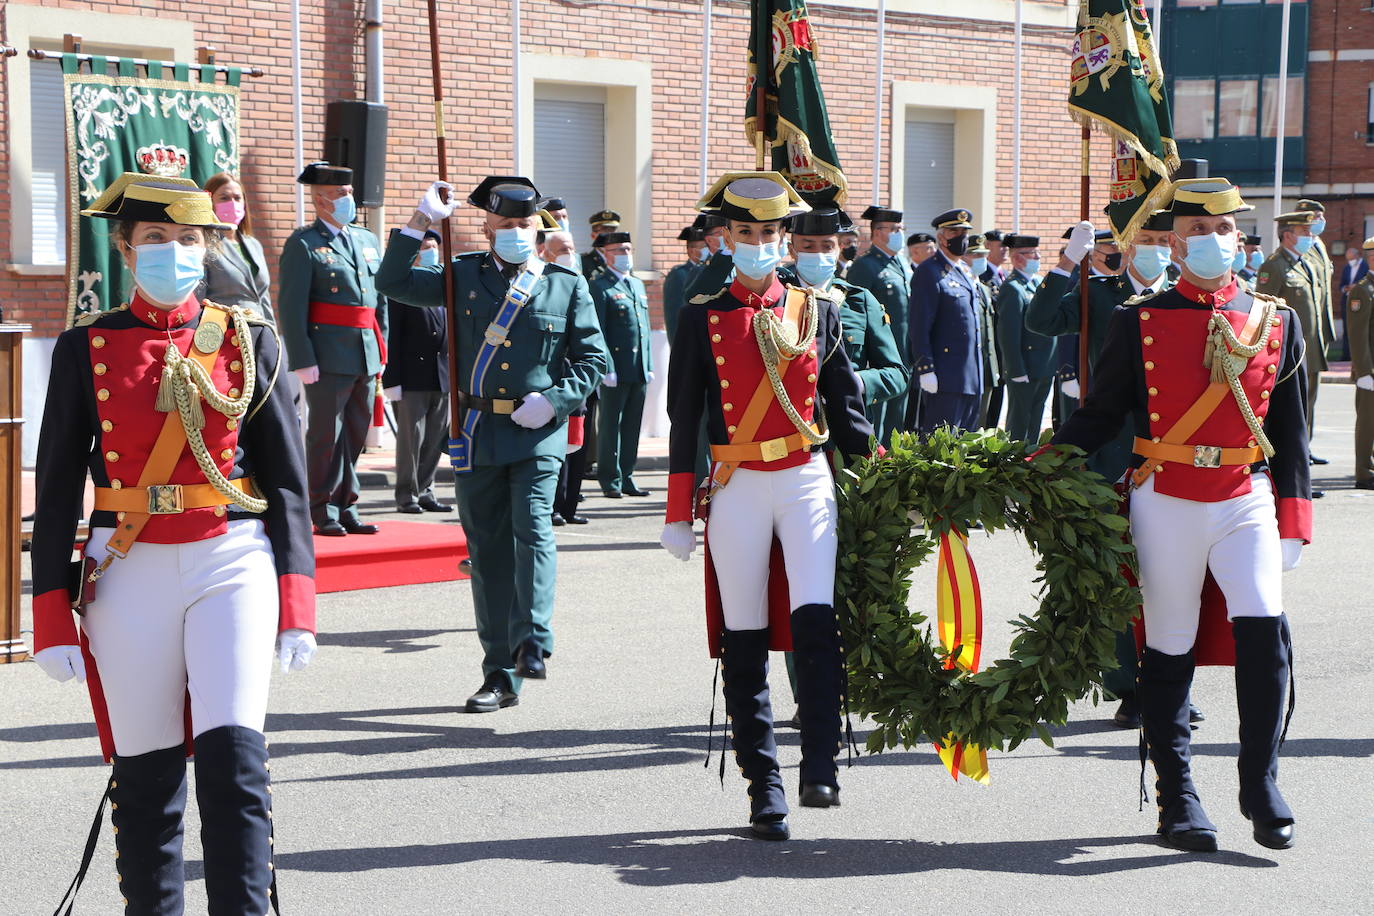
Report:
827,278,909,428
663,258,704,341
996,268,1056,444
1347,271,1374,485
972,273,1001,428
375,219,607,693
844,246,913,444
591,261,652,495
1256,246,1324,432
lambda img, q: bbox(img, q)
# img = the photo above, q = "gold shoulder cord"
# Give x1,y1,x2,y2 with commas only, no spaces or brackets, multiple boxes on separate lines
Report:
1202,293,1279,458
155,304,268,513
752,288,830,446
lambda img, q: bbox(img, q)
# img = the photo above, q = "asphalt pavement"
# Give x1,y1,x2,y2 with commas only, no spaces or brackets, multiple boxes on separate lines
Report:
3,384,1371,914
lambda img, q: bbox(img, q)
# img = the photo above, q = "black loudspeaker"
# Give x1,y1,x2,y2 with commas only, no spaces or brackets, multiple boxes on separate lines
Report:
323,101,388,207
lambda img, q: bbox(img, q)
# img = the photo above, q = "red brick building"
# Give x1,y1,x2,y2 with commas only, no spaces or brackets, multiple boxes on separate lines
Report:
3,0,1111,462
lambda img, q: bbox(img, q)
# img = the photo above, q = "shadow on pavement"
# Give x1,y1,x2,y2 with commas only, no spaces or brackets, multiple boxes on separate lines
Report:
314,628,473,652
1044,737,1374,762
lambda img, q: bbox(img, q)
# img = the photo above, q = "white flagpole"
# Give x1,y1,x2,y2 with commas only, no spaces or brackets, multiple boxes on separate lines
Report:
291,0,304,224
873,0,886,205
512,0,522,171
1013,0,1023,231
1272,0,1292,219
1151,0,1162,39
700,0,713,194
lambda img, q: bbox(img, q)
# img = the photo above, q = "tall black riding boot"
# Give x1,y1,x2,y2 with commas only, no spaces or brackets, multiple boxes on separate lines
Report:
789,603,843,807
193,726,276,915
720,628,788,839
1233,615,1296,849
1138,647,1217,851
110,745,187,914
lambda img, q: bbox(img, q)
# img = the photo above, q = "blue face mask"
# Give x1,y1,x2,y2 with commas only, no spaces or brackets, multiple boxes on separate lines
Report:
795,251,837,288
733,240,783,279
1232,248,1248,272
493,227,536,264
1022,258,1041,277
971,256,988,276
331,193,356,226
1310,218,1326,236
1184,232,1237,279
1248,250,1264,270
132,240,204,306
887,230,906,254
778,238,789,259
1294,235,1315,256
613,253,634,274
416,247,441,268
1132,244,1171,279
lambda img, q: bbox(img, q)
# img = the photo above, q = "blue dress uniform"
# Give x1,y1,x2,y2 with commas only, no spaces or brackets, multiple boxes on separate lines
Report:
995,234,1055,443
376,176,608,708
844,205,912,443
590,232,653,497
277,162,388,534
909,209,984,433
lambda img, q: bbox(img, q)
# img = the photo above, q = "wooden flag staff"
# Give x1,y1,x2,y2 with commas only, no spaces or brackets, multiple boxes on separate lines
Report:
425,0,463,437
1078,124,1091,406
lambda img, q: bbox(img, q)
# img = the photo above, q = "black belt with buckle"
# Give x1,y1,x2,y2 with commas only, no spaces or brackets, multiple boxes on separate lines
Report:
458,391,523,415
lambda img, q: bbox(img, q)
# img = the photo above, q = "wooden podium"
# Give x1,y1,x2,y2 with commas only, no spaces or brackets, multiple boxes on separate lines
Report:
1,323,31,664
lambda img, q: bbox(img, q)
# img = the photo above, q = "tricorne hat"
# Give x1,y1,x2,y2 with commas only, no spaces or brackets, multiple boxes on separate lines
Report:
81,173,233,229
297,161,352,186
790,207,853,237
467,176,541,218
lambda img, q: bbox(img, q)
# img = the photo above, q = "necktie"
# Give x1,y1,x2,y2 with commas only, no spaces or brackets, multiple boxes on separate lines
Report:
1143,288,1154,296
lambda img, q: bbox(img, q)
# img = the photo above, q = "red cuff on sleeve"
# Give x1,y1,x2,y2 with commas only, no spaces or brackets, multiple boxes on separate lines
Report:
665,472,696,525
32,588,79,652
1276,497,1313,544
277,573,317,634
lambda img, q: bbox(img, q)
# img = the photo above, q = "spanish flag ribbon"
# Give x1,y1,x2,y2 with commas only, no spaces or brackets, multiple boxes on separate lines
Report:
933,529,990,784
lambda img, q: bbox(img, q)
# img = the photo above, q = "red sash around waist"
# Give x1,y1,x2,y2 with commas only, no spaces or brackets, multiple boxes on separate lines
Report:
309,301,387,364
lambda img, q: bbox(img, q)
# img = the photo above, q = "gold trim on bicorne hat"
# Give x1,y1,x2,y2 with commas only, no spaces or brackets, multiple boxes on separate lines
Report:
1273,210,1316,227
1362,236,1374,251
696,171,811,222
535,209,562,232
1166,177,1254,216
80,172,233,229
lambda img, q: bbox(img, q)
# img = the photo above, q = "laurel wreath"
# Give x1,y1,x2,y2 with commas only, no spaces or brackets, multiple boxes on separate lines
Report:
835,428,1142,754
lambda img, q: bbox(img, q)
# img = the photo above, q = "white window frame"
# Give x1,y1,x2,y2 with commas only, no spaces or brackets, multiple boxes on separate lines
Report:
889,81,998,229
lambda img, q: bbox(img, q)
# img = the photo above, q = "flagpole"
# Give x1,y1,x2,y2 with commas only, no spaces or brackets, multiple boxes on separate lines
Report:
1078,124,1091,405
873,0,886,204
1151,0,1162,38
425,0,462,436
700,0,713,194
1013,0,1023,231
291,0,304,224
512,0,522,171
1272,0,1292,220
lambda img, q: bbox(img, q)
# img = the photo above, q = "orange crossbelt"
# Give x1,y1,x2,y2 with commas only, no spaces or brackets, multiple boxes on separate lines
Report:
933,529,989,784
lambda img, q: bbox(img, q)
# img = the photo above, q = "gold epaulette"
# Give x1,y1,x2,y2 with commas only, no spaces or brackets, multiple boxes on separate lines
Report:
73,303,129,327
689,288,727,305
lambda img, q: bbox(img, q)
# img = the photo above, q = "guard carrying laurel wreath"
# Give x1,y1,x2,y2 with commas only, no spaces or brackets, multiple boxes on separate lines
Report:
659,172,875,841
1052,178,1312,853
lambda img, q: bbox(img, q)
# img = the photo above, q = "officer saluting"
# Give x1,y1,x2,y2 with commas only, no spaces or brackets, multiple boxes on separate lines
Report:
278,162,388,536
910,208,984,433
590,230,653,498
376,176,608,712
844,204,912,443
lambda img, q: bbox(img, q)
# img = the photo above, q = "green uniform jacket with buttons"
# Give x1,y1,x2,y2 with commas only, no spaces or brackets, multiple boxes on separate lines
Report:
580,250,606,282
996,270,1056,380
375,231,609,465
1349,274,1374,379
973,276,1001,387
662,260,702,340
844,247,913,359
277,220,388,376
591,269,652,383
830,278,909,415
1305,236,1335,352
1256,248,1326,371
1026,270,1173,368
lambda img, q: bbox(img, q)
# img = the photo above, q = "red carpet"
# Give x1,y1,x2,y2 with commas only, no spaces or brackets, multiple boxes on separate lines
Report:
314,521,470,593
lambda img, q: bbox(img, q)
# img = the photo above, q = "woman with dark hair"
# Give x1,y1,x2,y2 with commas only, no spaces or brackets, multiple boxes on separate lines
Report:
30,172,316,912
203,171,276,324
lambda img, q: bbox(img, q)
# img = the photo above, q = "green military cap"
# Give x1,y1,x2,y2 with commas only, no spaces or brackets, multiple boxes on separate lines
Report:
697,171,810,222
593,231,631,248
967,233,990,254
81,172,233,229
468,176,540,217
1274,210,1316,227
1296,199,1325,214
932,208,974,230
589,209,622,228
1165,177,1253,216
297,161,352,185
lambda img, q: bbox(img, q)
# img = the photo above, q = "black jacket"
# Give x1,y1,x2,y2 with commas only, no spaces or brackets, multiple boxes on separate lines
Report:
381,297,449,393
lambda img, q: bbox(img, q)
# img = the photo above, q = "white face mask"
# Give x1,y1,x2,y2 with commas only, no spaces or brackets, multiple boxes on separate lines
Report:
554,252,577,270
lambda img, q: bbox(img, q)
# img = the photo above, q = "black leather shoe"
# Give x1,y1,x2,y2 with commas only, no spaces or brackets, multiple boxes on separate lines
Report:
1113,697,1141,729
563,514,590,525
397,503,424,514
601,488,623,499
799,784,840,808
342,519,380,535
1356,478,1374,490
419,496,453,512
1189,704,1206,724
314,520,347,537
465,675,519,713
551,515,565,527
1312,489,1325,499
459,558,473,574
1160,828,1219,852
750,816,790,841
1309,455,1329,465
622,482,651,497
1243,812,1295,850
514,638,547,680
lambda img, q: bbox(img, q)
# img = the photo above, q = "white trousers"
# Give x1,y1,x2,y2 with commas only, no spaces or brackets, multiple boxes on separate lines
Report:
1129,474,1284,656
82,520,279,757
707,452,838,630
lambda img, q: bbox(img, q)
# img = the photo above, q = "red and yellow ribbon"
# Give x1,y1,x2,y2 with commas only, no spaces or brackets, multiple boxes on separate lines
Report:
933,529,990,784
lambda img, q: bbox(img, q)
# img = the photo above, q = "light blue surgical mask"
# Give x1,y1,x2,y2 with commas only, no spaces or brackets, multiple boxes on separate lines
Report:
331,193,356,226
1310,218,1326,236
733,241,783,279
1294,235,1315,256
132,240,204,306
416,247,441,268
557,218,571,233
1021,258,1041,277
613,253,634,274
778,237,789,259
795,251,837,288
887,230,905,253
1132,244,1171,280
1248,250,1264,270
493,227,536,264
1184,232,1237,279
1232,248,1248,272
971,256,988,276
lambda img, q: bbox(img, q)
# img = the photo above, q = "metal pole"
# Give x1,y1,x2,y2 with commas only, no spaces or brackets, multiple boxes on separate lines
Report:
700,0,712,194
1013,0,1023,231
1272,0,1292,219
512,0,522,171
291,0,304,224
364,0,385,237
1151,0,1162,40
873,0,886,204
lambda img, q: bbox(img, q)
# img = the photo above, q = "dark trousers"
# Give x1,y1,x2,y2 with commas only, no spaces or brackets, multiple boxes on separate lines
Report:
1005,377,1052,444
917,391,981,434
981,383,1005,429
394,389,449,507
554,445,588,519
304,371,372,526
597,381,647,493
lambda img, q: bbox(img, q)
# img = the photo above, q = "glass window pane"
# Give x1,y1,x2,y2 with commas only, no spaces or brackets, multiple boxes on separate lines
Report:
1178,0,1218,6
1218,80,1258,137
1261,76,1304,138
1174,79,1217,140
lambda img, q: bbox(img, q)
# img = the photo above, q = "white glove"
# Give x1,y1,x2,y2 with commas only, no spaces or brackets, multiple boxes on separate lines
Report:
1065,220,1096,264
1011,375,1030,384
1061,378,1081,399
919,372,938,394
384,385,403,401
276,629,317,673
1357,374,1374,391
566,441,582,456
34,645,86,684
510,391,556,429
294,366,320,386
416,180,457,223
1280,539,1303,572
647,371,655,383
602,373,619,389
660,521,696,561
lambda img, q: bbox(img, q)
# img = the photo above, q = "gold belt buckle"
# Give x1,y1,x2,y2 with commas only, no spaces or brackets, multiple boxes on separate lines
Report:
1193,445,1222,468
147,484,184,514
758,436,789,463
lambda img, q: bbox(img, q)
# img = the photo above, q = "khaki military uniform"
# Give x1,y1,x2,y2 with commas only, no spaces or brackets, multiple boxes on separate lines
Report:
1256,248,1324,434
1348,274,1374,484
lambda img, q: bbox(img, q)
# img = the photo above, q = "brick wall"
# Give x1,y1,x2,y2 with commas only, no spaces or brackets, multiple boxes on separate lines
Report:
2,0,1109,337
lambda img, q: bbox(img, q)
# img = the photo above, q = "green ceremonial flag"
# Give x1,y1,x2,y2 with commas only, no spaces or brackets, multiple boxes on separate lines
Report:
62,54,241,325
745,0,847,207
1068,0,1179,245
